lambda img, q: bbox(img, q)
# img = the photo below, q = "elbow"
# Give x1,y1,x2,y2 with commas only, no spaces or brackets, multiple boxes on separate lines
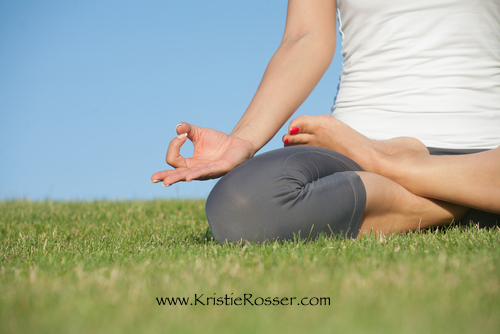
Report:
280,31,336,62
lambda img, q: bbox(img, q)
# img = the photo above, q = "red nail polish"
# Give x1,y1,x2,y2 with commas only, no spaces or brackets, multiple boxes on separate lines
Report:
284,138,289,144
290,126,299,135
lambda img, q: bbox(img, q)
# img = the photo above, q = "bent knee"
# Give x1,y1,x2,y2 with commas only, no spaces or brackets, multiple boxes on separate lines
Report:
205,177,270,244
204,147,366,243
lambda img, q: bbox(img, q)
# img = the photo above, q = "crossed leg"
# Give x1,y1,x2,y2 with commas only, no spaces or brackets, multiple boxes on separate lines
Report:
283,114,500,215
206,114,495,242
205,145,469,242
356,171,469,235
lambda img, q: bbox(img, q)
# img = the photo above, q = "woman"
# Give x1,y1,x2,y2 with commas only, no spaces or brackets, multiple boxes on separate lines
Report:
152,0,500,243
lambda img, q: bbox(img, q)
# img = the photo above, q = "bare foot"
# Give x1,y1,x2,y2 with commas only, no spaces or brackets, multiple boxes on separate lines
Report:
283,115,429,180
284,115,500,214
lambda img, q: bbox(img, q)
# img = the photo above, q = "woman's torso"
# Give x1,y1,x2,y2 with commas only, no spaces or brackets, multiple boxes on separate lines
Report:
332,0,500,149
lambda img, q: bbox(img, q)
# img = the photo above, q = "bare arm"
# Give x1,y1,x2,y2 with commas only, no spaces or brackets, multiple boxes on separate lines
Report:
231,0,338,153
151,0,338,185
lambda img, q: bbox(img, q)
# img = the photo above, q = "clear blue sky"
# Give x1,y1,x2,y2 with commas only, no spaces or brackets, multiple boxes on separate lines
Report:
0,0,344,201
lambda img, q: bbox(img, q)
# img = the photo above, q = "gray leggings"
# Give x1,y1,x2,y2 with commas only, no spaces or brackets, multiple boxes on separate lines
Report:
205,146,499,244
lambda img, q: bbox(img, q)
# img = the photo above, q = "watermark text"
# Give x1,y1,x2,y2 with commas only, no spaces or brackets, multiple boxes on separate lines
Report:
156,293,330,306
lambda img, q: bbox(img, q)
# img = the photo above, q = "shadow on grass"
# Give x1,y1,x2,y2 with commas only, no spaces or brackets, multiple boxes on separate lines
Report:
188,212,500,247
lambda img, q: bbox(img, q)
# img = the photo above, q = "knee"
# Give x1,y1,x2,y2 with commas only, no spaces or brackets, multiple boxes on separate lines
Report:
204,150,291,244
204,146,360,243
205,174,268,244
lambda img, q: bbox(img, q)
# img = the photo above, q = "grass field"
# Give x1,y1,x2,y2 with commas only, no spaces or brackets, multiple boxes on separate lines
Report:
1,200,499,334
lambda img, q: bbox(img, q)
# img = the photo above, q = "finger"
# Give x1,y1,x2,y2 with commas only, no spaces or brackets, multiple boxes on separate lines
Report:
166,133,188,167
176,122,203,145
163,167,195,186
163,165,224,186
175,122,189,135
184,164,228,182
155,160,230,185
151,167,187,183
150,171,164,183
161,165,221,186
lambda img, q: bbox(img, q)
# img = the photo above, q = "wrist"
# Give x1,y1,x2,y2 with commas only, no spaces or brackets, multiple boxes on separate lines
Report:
230,127,263,156
229,134,258,157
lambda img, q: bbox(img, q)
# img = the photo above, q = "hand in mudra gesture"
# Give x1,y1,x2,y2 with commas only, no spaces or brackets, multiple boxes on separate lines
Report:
151,122,255,186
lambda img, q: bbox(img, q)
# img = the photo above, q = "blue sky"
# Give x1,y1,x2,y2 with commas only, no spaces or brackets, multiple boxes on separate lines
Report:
0,0,344,201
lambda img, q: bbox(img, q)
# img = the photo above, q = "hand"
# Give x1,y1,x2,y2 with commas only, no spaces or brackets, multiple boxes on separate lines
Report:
151,122,256,186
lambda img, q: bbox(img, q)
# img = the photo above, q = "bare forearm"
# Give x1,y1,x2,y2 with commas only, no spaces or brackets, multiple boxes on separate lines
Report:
231,34,335,154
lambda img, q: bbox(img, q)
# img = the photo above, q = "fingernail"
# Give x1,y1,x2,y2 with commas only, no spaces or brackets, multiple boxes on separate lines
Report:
284,138,289,144
163,183,171,187
151,179,161,183
175,123,182,131
290,126,299,135
177,133,187,139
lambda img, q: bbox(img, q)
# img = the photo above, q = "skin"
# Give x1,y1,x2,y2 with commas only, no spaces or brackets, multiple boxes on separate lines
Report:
152,0,338,186
151,0,498,235
283,115,500,215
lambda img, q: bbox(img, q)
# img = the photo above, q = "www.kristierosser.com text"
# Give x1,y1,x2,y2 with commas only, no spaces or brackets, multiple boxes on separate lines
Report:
156,293,331,306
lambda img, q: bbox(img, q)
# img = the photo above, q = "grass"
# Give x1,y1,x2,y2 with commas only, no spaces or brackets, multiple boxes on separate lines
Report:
1,200,499,334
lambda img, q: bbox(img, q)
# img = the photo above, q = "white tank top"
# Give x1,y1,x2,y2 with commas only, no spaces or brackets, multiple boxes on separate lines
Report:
332,0,500,149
